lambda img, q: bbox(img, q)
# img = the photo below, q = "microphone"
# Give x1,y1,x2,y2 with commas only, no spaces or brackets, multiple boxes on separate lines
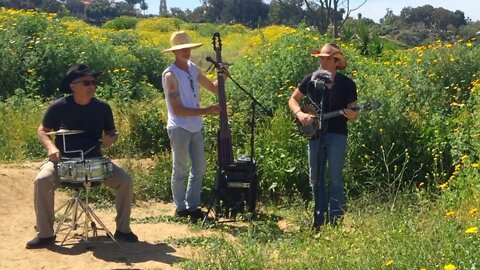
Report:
310,69,332,91
311,69,332,82
206,56,221,69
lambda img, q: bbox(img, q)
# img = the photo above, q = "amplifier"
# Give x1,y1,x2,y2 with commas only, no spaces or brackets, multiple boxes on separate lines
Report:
222,160,255,188
217,160,258,213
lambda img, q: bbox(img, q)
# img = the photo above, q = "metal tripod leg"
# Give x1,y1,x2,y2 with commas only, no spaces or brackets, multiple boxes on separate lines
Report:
54,191,84,245
201,188,220,226
76,199,122,248
54,185,120,248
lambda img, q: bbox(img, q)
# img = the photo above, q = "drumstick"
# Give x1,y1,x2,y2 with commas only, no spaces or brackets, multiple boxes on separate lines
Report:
83,144,98,156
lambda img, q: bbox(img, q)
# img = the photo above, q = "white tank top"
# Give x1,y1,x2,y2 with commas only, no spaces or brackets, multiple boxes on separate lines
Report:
162,61,202,132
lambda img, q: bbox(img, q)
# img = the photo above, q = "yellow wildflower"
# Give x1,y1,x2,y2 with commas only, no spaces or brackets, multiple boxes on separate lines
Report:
385,260,394,266
445,211,455,217
465,226,478,234
439,182,448,190
444,264,456,270
470,208,478,216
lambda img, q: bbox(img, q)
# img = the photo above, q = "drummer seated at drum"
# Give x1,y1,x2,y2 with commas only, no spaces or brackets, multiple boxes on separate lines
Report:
26,64,138,249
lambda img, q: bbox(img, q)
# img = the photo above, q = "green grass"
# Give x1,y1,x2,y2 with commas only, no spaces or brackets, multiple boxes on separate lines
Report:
176,191,479,270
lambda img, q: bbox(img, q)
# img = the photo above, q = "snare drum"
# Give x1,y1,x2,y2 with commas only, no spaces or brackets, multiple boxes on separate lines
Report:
57,157,113,183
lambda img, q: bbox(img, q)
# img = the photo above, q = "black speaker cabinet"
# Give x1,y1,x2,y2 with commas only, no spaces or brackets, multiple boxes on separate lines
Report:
217,160,258,213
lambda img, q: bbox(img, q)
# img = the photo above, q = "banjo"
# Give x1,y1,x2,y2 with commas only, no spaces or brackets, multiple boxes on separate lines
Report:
295,101,381,138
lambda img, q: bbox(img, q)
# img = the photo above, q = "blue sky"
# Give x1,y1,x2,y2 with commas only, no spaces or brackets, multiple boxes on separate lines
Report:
143,0,480,22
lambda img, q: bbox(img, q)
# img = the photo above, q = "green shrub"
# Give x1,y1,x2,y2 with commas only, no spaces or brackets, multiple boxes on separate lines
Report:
103,16,139,30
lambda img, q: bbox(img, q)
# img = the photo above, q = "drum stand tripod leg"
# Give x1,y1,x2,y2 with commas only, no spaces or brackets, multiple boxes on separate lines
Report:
76,200,132,267
54,185,120,248
54,190,84,246
76,198,122,248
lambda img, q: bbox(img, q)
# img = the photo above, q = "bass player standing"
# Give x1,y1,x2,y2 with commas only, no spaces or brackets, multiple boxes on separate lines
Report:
161,31,223,221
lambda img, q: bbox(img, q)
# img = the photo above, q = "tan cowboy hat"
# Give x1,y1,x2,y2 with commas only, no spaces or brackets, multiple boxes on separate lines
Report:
161,31,203,53
310,43,347,70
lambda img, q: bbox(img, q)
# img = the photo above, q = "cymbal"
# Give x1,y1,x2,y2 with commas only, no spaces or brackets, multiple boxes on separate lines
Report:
46,129,84,136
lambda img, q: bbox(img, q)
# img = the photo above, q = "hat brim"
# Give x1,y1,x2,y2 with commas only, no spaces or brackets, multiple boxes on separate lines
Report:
161,43,203,53
311,51,347,70
60,71,102,93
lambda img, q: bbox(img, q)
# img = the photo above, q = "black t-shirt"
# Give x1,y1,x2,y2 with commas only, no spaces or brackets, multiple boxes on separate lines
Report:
42,95,115,158
298,72,357,135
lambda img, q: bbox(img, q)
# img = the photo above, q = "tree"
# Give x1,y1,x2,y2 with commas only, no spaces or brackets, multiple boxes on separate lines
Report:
400,5,434,27
202,0,269,27
203,0,227,23
124,0,141,6
399,5,467,31
65,0,86,17
314,0,367,37
86,0,116,24
0,0,41,9
273,0,367,37
41,0,63,13
268,0,305,26
114,1,136,16
139,0,148,15
170,7,187,21
187,6,208,23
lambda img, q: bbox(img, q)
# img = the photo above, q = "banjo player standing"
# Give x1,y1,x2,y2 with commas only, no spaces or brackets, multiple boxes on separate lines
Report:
288,43,358,230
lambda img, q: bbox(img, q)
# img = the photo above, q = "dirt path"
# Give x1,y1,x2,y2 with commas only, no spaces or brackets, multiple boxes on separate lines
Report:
0,161,213,270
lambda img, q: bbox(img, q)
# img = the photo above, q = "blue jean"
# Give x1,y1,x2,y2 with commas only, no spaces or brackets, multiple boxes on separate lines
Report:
168,127,206,211
308,132,347,226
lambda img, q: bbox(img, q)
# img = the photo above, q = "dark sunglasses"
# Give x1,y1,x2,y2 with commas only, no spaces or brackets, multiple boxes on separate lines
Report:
71,79,96,86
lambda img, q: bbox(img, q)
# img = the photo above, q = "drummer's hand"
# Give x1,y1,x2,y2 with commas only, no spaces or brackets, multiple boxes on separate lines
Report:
101,132,118,147
47,146,61,162
296,111,315,126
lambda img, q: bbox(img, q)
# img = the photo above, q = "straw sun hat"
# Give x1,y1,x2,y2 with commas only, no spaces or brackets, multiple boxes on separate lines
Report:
310,43,347,70
161,31,203,53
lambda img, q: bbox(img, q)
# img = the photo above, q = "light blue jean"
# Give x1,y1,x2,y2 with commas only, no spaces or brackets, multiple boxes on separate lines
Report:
308,132,348,227
168,127,206,211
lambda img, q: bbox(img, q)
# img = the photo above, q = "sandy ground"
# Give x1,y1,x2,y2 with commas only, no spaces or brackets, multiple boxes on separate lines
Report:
0,160,215,270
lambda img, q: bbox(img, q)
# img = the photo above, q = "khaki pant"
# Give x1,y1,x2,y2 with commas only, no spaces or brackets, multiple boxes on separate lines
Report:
33,160,133,238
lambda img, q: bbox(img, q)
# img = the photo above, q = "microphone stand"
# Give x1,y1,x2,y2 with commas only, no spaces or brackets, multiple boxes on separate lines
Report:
230,76,272,162
318,82,325,133
310,79,328,227
308,80,326,135
219,68,272,217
